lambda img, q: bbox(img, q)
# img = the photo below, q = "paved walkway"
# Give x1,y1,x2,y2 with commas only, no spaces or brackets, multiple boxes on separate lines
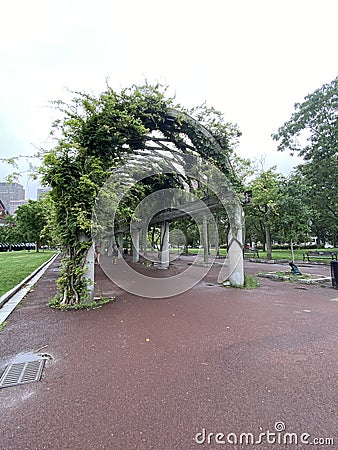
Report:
0,257,337,449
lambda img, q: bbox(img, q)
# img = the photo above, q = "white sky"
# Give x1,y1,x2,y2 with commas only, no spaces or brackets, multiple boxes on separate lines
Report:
0,0,337,199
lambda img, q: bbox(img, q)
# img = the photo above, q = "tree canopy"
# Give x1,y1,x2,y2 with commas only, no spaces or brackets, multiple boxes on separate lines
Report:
273,76,338,161
244,168,285,259
273,76,338,246
14,200,48,251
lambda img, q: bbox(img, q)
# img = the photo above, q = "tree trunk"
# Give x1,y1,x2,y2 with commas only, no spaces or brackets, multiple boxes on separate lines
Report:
259,221,266,251
226,223,230,252
215,227,219,257
58,238,93,306
290,239,295,263
265,221,272,260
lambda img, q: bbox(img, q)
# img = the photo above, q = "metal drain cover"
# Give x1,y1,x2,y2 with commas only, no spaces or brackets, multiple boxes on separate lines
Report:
0,359,45,389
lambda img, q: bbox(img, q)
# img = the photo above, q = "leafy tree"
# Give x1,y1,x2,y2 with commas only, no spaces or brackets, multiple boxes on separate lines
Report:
272,174,312,261
0,214,20,248
298,159,338,246
14,200,48,252
273,76,338,245
272,76,338,160
244,168,285,259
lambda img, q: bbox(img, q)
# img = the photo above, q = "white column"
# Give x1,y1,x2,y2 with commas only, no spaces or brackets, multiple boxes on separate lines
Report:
132,229,140,263
215,219,219,258
203,215,208,263
117,233,123,259
79,234,94,302
107,235,113,257
100,241,105,256
228,207,244,287
142,228,148,256
160,221,170,269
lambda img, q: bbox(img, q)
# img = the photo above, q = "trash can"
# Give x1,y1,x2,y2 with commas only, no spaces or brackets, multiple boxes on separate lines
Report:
331,261,338,289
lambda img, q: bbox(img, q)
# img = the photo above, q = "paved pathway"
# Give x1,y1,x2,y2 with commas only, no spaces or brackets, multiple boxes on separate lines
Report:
0,257,337,449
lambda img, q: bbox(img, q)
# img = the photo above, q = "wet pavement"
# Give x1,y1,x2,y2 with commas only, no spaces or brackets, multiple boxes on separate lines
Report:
0,256,337,449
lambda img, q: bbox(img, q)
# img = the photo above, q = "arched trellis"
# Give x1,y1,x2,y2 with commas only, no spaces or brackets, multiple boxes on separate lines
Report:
90,108,244,297
44,86,246,306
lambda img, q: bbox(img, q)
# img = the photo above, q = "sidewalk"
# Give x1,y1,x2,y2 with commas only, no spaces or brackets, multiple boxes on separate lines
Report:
0,256,337,449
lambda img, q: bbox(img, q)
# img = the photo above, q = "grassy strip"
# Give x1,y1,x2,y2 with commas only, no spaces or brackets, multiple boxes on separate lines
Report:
186,247,337,261
0,250,56,297
252,248,337,261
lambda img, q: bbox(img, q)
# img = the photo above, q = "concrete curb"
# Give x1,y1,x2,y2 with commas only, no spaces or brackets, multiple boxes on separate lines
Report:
0,252,59,309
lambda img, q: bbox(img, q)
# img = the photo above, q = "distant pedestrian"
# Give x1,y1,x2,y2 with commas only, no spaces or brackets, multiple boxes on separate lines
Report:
112,244,119,264
94,245,101,264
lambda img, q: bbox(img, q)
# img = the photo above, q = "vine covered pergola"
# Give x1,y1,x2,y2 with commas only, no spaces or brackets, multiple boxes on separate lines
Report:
42,84,244,306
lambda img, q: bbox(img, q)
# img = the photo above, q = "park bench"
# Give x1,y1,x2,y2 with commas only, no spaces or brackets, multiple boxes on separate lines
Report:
243,247,259,258
303,250,337,262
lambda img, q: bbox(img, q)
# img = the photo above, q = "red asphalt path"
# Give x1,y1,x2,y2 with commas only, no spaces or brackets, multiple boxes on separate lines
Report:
0,257,337,449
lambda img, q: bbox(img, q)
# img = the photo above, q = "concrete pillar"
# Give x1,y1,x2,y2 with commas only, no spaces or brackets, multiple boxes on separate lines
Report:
79,234,94,302
117,233,123,259
160,221,170,269
100,241,105,256
215,227,219,258
107,235,113,257
203,215,208,263
142,228,148,256
132,229,140,263
86,243,95,301
227,208,244,287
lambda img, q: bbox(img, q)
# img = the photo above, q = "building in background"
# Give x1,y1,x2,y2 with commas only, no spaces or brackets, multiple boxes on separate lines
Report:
0,182,25,211
8,199,28,215
37,187,51,200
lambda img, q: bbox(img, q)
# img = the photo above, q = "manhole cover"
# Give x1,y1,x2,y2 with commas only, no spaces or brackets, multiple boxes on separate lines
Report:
0,359,45,389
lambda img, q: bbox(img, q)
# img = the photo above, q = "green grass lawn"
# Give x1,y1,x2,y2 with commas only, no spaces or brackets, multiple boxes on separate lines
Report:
0,250,56,297
185,247,337,261
252,248,337,261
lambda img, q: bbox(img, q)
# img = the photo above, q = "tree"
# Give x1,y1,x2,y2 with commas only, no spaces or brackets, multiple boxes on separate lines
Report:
15,200,48,252
272,174,312,262
273,76,338,245
244,168,285,259
272,76,338,161
0,214,20,249
298,159,338,246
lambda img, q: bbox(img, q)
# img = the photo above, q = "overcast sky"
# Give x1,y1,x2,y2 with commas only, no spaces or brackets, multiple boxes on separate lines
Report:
1,0,337,199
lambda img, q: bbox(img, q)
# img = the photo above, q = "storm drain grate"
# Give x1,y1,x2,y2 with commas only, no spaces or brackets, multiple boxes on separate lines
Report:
0,359,45,389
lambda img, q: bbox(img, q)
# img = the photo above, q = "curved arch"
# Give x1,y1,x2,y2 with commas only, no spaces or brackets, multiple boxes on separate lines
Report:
167,108,233,172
